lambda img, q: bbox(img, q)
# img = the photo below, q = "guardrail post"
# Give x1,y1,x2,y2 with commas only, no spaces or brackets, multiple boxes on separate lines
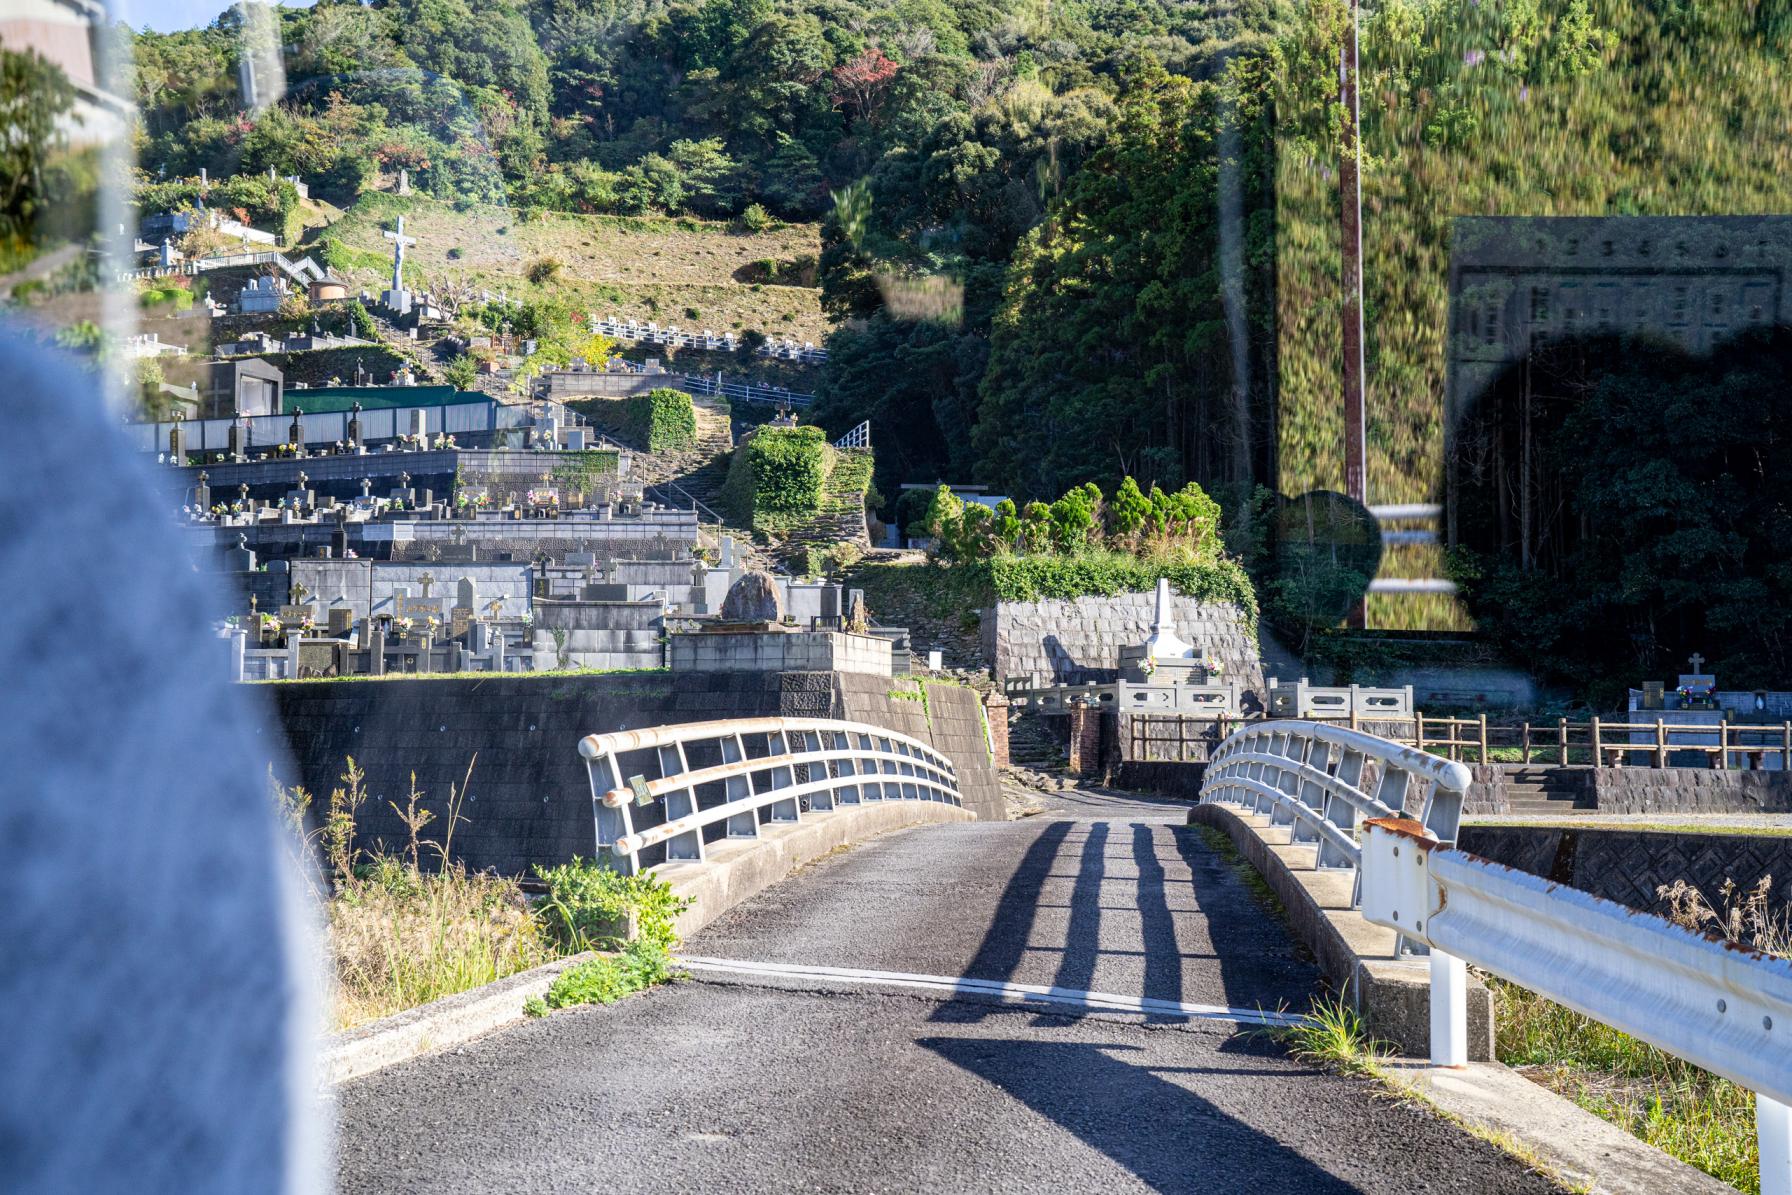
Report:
1431,948,1468,1068
1761,1095,1792,1195
1478,714,1488,764
1656,717,1668,769
1719,716,1731,770
1591,717,1602,768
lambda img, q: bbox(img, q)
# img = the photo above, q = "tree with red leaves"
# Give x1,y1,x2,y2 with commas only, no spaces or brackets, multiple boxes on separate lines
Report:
830,48,899,126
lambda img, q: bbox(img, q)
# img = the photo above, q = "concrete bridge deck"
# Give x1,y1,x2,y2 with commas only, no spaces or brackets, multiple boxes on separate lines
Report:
334,787,1560,1193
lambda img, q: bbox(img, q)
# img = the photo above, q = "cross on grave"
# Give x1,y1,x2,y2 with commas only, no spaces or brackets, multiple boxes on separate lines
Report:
400,472,411,489
1689,652,1707,673
296,471,308,491
417,573,435,599
239,483,250,501
382,216,417,296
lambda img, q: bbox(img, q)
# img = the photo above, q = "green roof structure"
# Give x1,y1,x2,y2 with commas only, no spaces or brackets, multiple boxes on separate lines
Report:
279,385,492,415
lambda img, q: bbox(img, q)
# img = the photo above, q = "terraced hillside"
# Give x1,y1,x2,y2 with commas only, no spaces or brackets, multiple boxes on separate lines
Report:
305,192,826,344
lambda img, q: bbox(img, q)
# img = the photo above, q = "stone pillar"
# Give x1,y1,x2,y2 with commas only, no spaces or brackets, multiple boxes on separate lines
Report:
984,690,1011,769
228,629,246,683
370,627,387,676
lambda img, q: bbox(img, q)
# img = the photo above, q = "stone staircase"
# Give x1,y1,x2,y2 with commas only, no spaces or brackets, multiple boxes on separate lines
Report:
772,448,872,566
1500,767,1594,816
1004,712,1073,793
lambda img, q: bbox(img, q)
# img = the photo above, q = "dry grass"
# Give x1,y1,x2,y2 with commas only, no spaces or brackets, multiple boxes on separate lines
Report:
328,857,551,1029
314,192,826,341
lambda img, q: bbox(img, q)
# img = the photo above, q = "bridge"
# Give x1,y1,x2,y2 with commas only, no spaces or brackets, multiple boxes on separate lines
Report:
331,717,1792,1194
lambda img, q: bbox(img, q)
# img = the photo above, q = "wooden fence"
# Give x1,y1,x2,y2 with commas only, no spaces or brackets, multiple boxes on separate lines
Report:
1122,712,1792,769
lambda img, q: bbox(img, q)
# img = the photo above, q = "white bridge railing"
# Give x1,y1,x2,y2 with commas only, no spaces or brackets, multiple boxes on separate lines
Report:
1202,721,1792,1195
1200,720,1471,881
579,718,962,874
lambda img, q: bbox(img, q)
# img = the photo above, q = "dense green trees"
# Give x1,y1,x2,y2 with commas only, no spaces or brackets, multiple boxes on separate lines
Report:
1450,330,1792,700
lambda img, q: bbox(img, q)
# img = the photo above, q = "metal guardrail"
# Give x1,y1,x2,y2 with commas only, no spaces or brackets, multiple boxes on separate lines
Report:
578,718,963,874
1361,817,1792,1194
832,420,871,450
1202,720,1792,1194
681,373,816,408
1199,720,1471,877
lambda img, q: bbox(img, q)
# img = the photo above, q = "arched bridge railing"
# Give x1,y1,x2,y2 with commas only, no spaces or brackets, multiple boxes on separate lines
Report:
1199,720,1472,887
579,718,963,874
1202,721,1792,1194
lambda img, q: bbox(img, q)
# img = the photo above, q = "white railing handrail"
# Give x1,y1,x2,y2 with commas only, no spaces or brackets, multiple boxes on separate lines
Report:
1200,720,1472,879
579,717,963,873
1359,817,1792,1193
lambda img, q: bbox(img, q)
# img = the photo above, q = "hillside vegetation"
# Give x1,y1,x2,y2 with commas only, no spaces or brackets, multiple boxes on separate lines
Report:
309,192,826,342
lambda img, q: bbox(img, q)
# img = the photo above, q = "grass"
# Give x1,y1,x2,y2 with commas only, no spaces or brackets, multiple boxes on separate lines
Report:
278,758,688,1030
1275,994,1390,1078
310,191,826,342
1496,980,1760,1193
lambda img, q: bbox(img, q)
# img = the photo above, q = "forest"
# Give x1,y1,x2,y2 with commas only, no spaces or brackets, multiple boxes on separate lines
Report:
116,0,1792,527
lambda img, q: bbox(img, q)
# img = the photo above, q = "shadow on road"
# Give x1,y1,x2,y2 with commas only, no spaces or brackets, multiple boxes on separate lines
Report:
918,1036,1357,1194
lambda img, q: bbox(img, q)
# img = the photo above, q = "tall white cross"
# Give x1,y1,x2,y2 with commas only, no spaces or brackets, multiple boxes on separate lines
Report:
382,216,416,293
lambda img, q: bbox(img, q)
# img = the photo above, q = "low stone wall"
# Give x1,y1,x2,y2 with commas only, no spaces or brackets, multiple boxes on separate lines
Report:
982,592,1262,698
269,669,1003,875
532,599,664,670
1458,824,1792,913
1592,767,1792,815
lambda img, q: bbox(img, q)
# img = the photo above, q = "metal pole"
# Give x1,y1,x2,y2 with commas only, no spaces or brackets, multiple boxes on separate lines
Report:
1761,1094,1792,1195
1431,949,1468,1067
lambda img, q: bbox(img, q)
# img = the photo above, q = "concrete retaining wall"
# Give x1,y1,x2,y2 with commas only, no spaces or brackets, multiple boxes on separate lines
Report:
982,593,1262,698
1459,823,1792,913
270,669,1003,875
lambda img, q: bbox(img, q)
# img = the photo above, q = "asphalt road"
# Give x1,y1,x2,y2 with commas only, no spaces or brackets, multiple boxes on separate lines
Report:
334,789,1563,1194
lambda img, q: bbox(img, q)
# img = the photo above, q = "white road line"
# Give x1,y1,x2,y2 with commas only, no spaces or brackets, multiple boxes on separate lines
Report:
675,955,1308,1027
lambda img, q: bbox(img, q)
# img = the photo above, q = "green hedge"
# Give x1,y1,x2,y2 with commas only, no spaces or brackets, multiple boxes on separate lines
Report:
720,425,829,531
627,387,697,452
969,554,1259,637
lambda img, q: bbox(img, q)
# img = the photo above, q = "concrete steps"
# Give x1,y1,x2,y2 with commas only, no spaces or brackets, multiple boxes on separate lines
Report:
1500,767,1593,816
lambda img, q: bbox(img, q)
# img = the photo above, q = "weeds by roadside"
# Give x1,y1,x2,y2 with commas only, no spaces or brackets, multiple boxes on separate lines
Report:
1274,994,1389,1078
1491,873,1789,1194
274,757,689,1031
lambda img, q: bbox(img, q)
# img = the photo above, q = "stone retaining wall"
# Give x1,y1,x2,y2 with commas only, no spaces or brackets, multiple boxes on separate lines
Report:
982,593,1262,698
1592,767,1792,814
1458,824,1792,912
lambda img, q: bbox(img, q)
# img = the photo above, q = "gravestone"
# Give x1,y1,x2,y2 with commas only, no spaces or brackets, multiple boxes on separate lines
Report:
193,470,210,512
327,606,354,637
0,327,318,1192
226,533,256,573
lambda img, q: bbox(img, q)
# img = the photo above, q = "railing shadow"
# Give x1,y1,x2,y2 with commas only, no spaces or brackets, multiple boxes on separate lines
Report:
917,1036,1357,1194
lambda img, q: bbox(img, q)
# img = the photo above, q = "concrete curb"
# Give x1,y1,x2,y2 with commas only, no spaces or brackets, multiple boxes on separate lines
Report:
320,951,597,1085
658,801,978,940
1187,801,1494,1060
1379,1061,1734,1195
1190,802,1735,1195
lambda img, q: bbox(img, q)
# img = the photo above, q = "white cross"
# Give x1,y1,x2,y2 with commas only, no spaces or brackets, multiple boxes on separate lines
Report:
1688,652,1707,673
382,216,417,293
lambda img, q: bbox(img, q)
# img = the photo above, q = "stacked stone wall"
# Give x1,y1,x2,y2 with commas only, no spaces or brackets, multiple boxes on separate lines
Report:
983,593,1262,699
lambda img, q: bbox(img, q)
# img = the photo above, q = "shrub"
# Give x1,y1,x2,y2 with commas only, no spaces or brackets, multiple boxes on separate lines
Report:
721,424,829,529
525,256,563,285
738,202,774,233
626,387,696,452
533,858,690,952
544,940,673,1009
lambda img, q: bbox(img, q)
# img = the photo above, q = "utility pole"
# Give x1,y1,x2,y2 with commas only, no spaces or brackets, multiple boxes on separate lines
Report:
1339,0,1367,509
1340,0,1369,630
